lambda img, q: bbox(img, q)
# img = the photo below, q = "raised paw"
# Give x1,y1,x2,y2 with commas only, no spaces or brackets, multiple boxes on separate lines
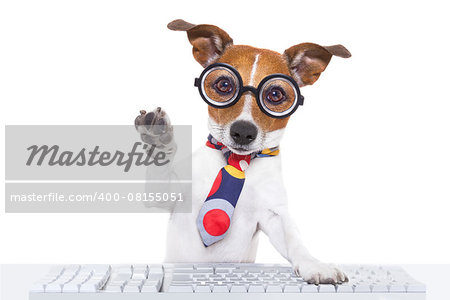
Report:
134,107,173,147
293,259,348,285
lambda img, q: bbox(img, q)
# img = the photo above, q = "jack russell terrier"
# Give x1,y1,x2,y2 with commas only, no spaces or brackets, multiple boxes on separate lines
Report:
135,19,351,284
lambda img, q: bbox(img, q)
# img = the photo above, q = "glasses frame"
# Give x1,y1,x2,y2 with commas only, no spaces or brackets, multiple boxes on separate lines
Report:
194,63,304,119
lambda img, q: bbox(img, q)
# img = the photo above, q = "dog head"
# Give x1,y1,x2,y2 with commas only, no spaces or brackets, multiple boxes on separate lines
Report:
168,19,351,154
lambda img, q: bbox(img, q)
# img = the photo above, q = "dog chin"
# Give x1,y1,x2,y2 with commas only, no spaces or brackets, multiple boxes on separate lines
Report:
225,143,261,155
227,147,253,155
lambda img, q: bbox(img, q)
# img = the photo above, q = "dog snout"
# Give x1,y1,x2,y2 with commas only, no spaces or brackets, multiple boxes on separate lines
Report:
230,120,257,145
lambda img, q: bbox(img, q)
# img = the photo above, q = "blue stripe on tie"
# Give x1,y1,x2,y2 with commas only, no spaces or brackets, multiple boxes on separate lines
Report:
205,168,244,208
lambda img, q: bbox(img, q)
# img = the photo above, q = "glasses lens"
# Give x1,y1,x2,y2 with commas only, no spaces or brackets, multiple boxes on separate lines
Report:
259,77,298,117
201,66,240,107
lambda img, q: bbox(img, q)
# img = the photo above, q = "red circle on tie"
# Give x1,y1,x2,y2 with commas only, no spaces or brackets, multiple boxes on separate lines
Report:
203,209,230,236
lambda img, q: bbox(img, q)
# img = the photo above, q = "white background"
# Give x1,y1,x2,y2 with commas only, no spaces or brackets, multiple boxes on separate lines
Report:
1,0,449,281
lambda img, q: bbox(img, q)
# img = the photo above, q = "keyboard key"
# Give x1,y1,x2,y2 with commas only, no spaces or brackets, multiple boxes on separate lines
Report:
354,283,371,293
45,266,65,278
126,279,144,288
79,276,103,293
104,284,123,293
115,265,132,278
168,285,194,292
266,284,283,293
64,265,82,275
319,284,336,293
195,285,212,293
173,269,204,273
91,265,111,277
248,284,265,293
45,265,81,293
215,264,236,269
372,283,389,292
141,285,158,293
172,274,192,281
149,265,164,274
148,273,163,281
212,284,229,293
144,279,161,289
195,263,214,268
283,284,300,293
302,284,319,293
123,285,141,292
79,282,99,293
336,283,354,293
196,266,214,273
390,284,407,293
109,273,131,283
230,284,247,293
132,265,149,279
62,282,82,293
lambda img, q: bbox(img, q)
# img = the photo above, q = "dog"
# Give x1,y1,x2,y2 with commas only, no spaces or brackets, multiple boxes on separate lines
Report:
135,19,351,284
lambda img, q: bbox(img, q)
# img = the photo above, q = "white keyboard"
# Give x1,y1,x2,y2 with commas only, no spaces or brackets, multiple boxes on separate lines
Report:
29,264,426,299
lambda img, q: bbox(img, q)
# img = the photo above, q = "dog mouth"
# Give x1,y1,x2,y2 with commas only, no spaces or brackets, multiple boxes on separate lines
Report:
233,147,247,151
223,133,262,155
207,119,262,155
226,144,258,155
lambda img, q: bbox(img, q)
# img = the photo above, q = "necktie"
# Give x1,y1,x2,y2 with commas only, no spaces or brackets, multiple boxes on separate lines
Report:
196,135,279,246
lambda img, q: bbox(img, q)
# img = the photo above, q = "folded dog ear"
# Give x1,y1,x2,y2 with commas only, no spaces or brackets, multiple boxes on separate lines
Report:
284,43,351,87
168,19,233,67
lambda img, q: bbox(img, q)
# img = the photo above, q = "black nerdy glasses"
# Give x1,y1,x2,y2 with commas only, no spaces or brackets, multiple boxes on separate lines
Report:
194,63,304,119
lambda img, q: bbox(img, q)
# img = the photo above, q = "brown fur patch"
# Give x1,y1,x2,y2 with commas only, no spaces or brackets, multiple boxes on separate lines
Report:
209,45,291,132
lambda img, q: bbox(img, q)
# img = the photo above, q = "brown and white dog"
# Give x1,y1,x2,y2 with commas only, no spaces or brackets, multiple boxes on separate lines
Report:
136,19,351,284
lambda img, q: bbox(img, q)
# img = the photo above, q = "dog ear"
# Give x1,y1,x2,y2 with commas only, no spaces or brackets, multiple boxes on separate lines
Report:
284,43,351,87
168,19,233,67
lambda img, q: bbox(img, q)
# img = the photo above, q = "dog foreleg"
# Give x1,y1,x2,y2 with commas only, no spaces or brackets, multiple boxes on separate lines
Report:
259,199,348,284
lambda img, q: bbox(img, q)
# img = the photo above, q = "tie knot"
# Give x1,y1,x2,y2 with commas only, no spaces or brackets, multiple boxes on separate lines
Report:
228,153,251,172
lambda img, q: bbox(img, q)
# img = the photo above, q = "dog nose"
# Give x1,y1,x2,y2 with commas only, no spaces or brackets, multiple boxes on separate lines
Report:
230,120,257,145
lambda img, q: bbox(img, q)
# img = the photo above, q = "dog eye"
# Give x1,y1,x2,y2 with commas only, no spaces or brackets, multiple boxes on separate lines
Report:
265,86,286,104
213,77,234,95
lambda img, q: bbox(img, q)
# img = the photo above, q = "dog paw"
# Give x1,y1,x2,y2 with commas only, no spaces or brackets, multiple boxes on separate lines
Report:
134,107,173,147
293,259,348,285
